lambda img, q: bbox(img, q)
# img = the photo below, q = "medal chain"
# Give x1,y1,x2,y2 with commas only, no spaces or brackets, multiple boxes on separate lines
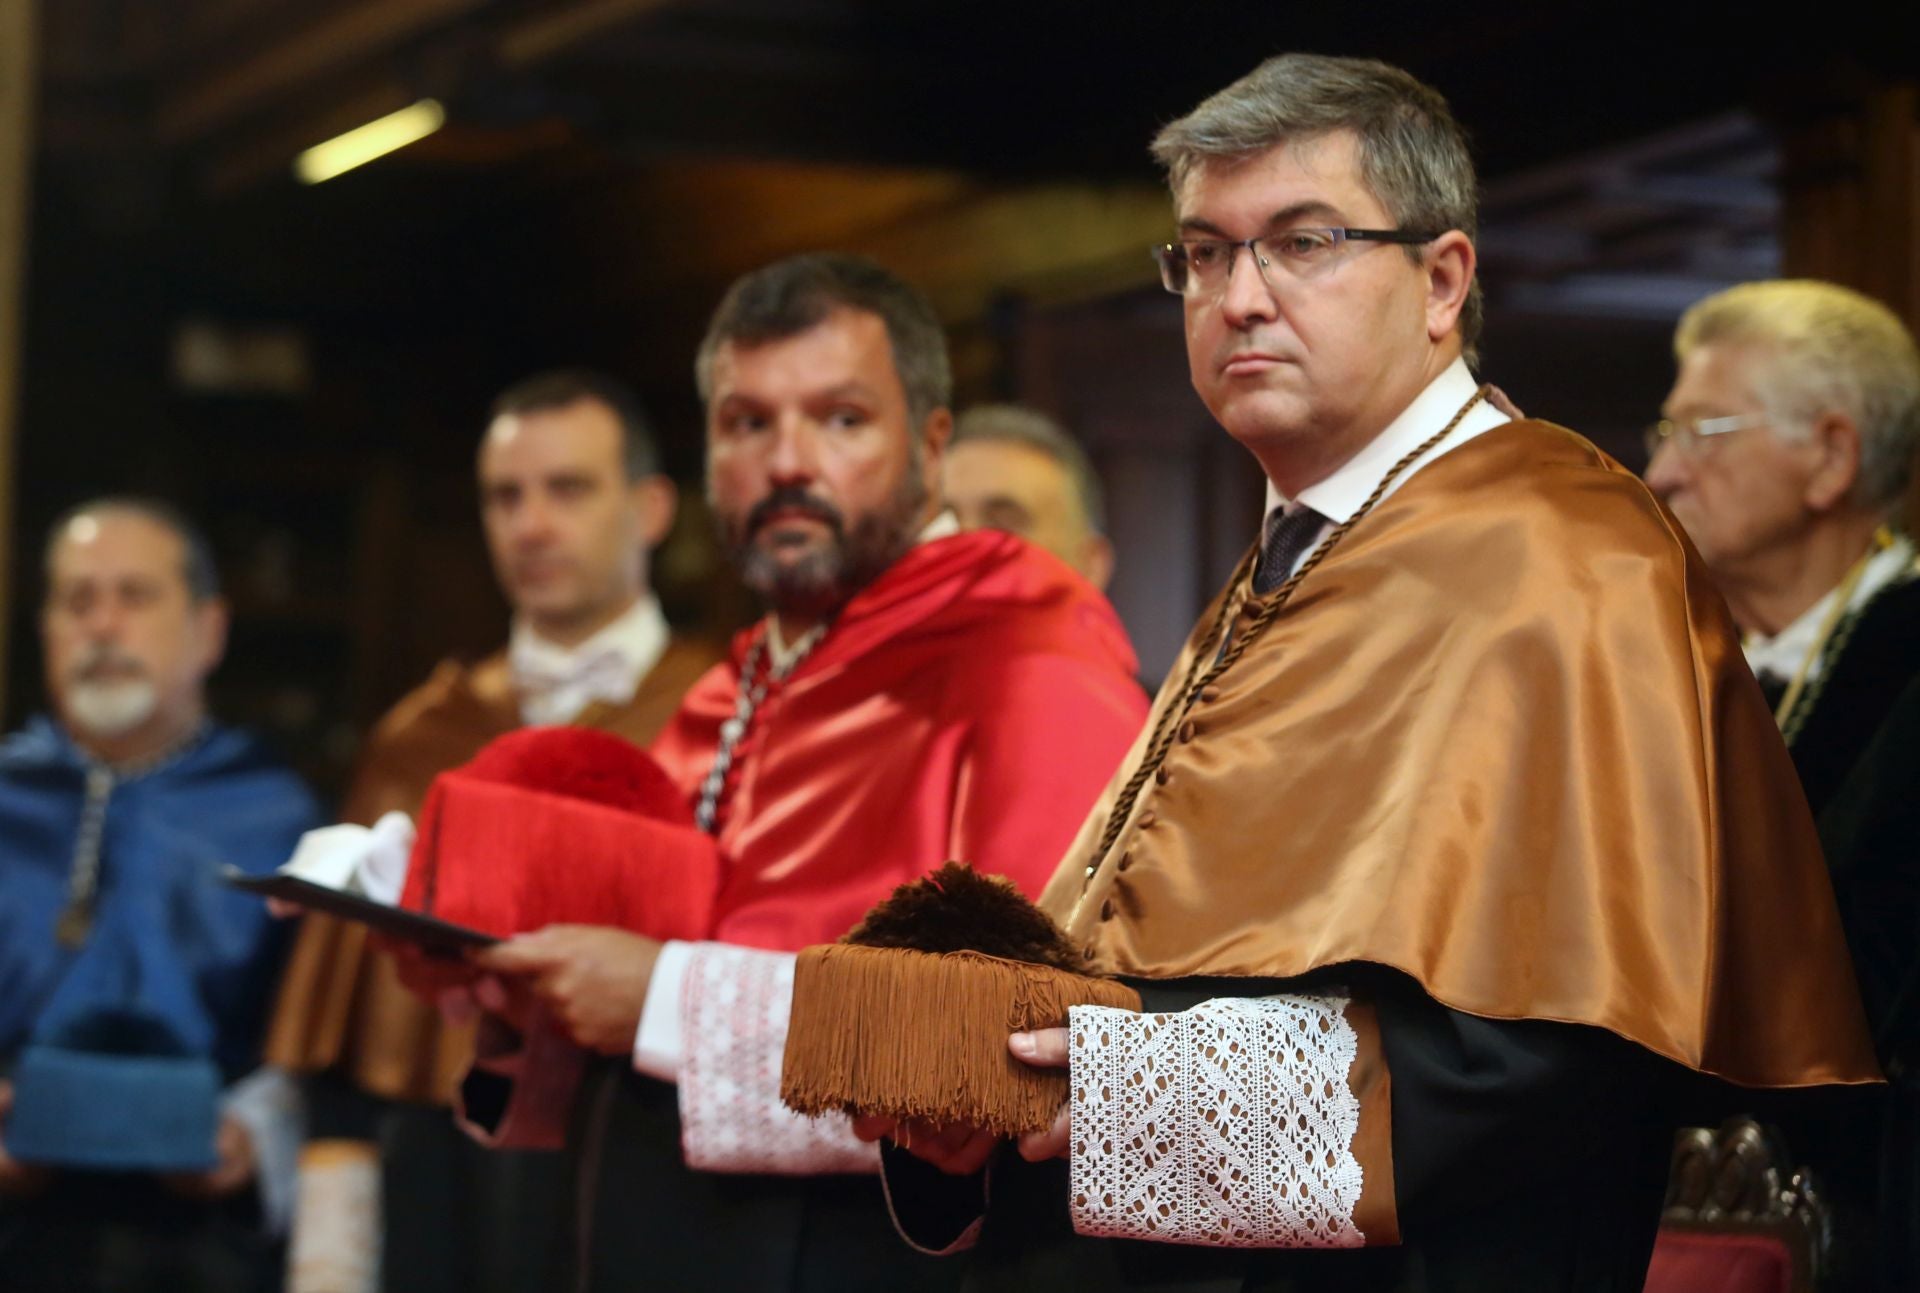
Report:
693,621,827,834
55,720,212,949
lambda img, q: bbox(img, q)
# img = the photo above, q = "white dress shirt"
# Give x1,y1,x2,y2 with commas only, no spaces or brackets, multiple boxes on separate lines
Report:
1261,357,1511,581
1743,535,1918,686
508,595,670,727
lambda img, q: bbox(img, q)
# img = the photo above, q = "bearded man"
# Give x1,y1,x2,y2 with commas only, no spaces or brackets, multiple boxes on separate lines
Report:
0,498,321,1293
464,253,1149,1290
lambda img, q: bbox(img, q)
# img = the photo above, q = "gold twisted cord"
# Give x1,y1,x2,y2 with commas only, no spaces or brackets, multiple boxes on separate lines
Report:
1089,386,1491,864
1777,529,1908,747
1768,526,1892,740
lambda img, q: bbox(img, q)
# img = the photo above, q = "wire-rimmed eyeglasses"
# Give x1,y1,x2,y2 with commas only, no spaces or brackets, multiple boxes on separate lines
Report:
1642,413,1768,459
1153,227,1440,296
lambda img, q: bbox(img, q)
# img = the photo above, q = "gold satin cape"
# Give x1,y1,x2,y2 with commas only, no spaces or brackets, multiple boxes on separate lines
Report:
1041,420,1880,1092
265,641,718,1104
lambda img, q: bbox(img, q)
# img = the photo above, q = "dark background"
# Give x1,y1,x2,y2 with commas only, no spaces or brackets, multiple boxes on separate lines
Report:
15,0,1920,797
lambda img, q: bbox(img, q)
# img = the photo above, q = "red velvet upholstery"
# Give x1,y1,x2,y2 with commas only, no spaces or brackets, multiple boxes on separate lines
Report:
1644,1230,1794,1293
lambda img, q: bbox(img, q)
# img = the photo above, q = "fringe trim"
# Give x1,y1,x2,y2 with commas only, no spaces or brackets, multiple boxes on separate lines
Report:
781,944,1140,1136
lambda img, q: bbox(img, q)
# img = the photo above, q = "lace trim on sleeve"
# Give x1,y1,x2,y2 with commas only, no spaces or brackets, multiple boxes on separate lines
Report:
678,941,878,1176
1068,995,1366,1248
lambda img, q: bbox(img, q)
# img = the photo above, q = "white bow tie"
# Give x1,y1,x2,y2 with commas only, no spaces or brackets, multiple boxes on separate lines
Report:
511,647,636,724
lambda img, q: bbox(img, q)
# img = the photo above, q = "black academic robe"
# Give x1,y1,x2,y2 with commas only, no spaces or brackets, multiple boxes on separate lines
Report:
1746,574,1920,1291
1781,575,1920,817
886,969,1678,1293
1802,665,1920,1292
570,1063,962,1292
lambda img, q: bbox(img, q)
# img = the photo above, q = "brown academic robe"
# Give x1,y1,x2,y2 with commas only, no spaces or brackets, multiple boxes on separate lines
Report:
885,419,1880,1292
266,638,717,1293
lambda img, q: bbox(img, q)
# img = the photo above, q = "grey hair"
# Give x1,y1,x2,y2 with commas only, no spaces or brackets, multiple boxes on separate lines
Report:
695,253,953,432
1151,53,1482,363
1675,280,1920,512
952,404,1106,534
45,496,221,602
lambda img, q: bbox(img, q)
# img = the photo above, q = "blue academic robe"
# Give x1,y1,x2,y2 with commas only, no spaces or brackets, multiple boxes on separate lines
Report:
0,717,322,1080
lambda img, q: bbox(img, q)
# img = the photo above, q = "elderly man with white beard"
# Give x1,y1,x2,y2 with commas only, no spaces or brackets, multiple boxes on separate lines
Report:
0,497,320,1293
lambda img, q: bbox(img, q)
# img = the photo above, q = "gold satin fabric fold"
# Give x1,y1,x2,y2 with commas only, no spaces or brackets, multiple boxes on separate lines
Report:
265,642,718,1104
1345,1000,1398,1247
1041,421,1880,1090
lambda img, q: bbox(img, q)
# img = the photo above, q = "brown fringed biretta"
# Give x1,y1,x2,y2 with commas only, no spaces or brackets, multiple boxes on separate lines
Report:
1040,419,1878,1091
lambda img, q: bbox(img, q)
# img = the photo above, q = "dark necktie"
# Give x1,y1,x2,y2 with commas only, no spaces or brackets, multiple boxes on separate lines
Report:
1253,506,1327,595
1756,671,1789,713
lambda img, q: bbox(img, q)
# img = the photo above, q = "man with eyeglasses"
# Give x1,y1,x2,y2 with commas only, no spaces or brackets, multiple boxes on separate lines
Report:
1649,281,1920,813
864,53,1878,1292
1648,279,1920,1292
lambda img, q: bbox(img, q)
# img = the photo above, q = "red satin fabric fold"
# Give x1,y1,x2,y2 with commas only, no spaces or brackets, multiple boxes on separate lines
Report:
653,530,1150,951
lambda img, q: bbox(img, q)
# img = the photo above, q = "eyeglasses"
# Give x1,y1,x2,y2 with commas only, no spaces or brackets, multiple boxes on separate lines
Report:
1153,227,1440,296
1641,413,1768,459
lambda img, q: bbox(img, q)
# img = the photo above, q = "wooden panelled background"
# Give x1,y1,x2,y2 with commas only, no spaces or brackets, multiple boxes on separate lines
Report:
5,1,1919,799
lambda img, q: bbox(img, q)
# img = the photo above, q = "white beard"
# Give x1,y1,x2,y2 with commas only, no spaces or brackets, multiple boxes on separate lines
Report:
65,678,159,738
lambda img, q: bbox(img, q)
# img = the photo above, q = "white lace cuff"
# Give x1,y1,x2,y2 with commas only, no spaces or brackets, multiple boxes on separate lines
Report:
1068,995,1370,1248
677,942,878,1176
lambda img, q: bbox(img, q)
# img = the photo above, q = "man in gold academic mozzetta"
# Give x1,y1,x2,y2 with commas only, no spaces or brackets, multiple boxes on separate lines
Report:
866,54,1881,1292
265,371,716,1293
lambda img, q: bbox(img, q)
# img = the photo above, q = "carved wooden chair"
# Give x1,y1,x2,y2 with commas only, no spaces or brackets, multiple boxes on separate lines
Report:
1643,1118,1830,1293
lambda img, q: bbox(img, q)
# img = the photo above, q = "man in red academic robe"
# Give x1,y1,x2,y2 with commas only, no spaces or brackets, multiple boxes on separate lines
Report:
464,253,1148,1290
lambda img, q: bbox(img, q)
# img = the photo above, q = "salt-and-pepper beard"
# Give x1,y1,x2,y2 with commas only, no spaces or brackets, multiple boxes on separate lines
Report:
717,461,930,620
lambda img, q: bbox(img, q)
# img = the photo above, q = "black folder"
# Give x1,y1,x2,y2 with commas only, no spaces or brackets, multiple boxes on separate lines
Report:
222,867,498,957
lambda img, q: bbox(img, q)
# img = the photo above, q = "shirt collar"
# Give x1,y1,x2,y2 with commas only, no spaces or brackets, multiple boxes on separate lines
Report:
1744,535,1918,682
917,508,961,543
1265,357,1510,524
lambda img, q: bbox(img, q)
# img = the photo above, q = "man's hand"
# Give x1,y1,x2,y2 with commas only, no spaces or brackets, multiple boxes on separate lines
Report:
849,1026,1075,1174
161,1115,256,1198
1008,1029,1070,1162
851,1114,1000,1176
0,1081,52,1198
472,926,662,1055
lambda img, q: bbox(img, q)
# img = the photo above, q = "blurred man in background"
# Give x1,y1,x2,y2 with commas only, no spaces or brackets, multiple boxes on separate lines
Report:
0,498,321,1293
945,403,1113,589
1647,280,1920,816
265,370,717,1293
1649,279,1920,1291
